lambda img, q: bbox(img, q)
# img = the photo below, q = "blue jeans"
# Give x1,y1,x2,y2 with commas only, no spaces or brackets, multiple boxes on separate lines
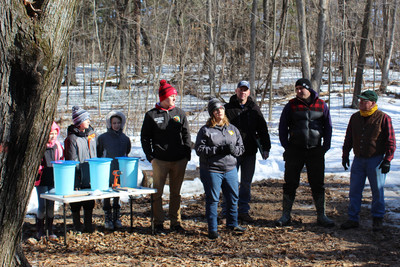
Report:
348,155,386,221
36,186,55,219
200,168,239,232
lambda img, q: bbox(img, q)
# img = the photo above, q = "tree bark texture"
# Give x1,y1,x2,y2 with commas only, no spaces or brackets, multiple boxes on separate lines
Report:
0,0,79,265
352,0,372,108
296,0,311,79
311,0,328,93
380,0,397,92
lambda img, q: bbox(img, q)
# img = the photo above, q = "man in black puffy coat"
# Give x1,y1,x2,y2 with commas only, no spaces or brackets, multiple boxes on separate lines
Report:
277,78,334,227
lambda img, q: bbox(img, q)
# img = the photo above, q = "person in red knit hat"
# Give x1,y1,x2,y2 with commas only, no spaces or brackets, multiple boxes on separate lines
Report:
141,79,192,234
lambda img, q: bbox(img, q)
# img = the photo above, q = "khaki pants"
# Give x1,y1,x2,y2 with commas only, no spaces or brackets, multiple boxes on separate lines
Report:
152,158,188,227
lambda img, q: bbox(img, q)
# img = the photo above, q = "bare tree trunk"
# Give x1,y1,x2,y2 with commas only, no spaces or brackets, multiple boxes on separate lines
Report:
352,0,373,108
380,0,398,92
296,0,311,79
260,0,289,116
206,0,216,95
0,1,79,265
117,0,130,90
249,0,257,93
311,0,328,93
134,0,142,76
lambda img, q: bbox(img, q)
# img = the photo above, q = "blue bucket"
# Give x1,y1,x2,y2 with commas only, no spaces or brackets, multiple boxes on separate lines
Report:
87,158,113,191
52,160,79,195
116,157,139,188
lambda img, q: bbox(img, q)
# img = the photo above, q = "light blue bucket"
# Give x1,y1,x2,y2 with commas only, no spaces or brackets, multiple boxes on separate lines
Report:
116,157,139,188
52,160,79,195
87,158,113,191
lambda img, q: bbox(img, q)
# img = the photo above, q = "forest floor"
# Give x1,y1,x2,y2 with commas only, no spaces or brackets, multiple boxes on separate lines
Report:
22,174,400,266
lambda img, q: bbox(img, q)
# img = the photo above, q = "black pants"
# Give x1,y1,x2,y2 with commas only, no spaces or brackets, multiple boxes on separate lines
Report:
70,200,95,212
283,146,326,198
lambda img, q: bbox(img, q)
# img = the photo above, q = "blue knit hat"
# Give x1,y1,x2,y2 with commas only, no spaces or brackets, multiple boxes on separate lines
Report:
72,106,90,126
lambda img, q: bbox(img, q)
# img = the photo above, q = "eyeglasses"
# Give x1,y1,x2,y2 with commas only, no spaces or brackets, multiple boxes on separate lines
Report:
359,99,371,103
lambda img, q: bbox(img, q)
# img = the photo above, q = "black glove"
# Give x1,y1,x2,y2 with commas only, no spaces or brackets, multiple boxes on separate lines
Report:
228,144,236,155
379,160,390,174
217,145,230,155
342,157,350,171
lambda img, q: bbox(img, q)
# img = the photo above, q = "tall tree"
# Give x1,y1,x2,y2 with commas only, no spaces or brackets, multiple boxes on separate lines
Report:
296,0,311,79
249,0,257,92
352,0,373,108
133,0,142,76
311,0,328,92
379,0,398,92
117,0,130,89
0,0,79,265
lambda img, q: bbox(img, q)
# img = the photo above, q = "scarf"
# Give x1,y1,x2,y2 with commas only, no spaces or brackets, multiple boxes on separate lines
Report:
360,104,378,117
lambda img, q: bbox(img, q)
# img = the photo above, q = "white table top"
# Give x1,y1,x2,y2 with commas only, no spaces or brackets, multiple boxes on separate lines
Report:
40,187,156,204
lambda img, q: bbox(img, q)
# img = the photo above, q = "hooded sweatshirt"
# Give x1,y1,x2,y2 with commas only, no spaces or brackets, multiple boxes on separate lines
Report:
35,122,64,187
97,111,131,176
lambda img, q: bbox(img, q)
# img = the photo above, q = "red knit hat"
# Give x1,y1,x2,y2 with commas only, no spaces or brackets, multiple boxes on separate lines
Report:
159,79,177,102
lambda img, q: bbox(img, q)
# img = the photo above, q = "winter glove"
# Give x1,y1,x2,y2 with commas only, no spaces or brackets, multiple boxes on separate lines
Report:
262,151,269,160
379,160,390,174
217,145,230,155
228,144,236,155
342,157,350,171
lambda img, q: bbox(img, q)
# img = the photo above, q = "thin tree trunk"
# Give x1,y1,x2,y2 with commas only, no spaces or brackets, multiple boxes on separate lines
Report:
311,0,328,93
117,0,130,89
380,0,398,92
249,0,257,93
296,0,311,79
352,0,373,108
134,0,142,76
206,0,216,95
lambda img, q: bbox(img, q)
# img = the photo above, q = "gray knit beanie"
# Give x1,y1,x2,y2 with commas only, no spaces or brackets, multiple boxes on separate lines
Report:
72,106,90,126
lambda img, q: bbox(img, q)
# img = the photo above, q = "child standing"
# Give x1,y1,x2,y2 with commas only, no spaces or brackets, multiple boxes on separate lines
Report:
64,106,97,233
97,111,131,230
35,121,64,240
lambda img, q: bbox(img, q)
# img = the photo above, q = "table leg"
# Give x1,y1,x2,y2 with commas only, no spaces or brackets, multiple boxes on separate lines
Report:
63,204,67,246
130,196,133,231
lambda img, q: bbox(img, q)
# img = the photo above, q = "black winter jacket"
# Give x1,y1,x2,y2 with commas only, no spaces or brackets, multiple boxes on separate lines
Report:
225,95,271,156
141,105,191,162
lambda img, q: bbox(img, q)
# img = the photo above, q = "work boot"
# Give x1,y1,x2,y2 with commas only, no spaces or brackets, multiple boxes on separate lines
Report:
72,211,82,233
83,209,94,233
46,217,57,240
36,218,45,240
372,217,383,232
238,213,254,223
113,207,122,229
341,220,359,230
275,194,294,226
313,193,335,227
104,210,114,230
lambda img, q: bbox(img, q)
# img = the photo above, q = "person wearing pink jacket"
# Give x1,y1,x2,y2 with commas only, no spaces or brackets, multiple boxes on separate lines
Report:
35,121,64,240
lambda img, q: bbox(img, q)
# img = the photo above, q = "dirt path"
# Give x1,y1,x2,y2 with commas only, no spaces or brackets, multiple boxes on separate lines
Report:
23,175,400,266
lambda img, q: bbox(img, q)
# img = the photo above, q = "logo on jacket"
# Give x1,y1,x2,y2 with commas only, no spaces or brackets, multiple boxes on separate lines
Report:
154,117,164,124
173,116,181,123
228,130,234,136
